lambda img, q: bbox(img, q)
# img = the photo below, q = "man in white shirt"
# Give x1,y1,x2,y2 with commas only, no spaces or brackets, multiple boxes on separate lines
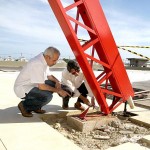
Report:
14,47,70,117
61,60,95,111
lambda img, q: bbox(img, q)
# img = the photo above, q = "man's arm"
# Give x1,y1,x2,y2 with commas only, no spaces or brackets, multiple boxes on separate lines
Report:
79,95,92,106
47,75,61,89
47,75,59,83
38,83,70,98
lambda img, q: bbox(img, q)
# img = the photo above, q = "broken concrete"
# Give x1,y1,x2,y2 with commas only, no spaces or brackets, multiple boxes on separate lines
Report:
107,142,150,150
67,113,118,132
140,135,150,148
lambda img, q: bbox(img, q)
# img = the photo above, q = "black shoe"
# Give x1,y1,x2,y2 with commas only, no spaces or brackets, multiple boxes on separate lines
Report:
62,97,69,109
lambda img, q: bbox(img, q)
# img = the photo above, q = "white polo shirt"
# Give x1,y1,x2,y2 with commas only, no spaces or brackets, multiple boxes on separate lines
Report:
61,68,93,97
14,53,48,98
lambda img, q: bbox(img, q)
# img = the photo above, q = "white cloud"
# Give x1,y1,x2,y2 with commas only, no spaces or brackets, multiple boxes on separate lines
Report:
105,9,150,46
0,0,149,59
39,0,48,4
0,0,66,42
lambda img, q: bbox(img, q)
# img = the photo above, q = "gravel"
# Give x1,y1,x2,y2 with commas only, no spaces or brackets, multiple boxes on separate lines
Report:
42,114,150,150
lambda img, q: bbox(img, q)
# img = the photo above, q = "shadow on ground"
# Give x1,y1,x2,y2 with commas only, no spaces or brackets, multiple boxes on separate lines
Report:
0,104,62,124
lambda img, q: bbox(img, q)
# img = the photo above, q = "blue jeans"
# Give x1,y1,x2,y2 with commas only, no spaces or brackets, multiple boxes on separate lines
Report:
22,80,55,111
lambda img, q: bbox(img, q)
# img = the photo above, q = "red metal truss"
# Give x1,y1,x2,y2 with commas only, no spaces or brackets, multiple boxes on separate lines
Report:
48,0,134,114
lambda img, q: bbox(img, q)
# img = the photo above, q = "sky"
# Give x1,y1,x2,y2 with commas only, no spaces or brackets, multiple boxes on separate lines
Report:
0,0,150,60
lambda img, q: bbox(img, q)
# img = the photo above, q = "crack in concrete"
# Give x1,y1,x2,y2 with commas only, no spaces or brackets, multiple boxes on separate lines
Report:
0,138,7,150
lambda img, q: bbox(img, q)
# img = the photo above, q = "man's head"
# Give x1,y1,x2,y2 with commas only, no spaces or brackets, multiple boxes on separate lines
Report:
67,60,80,75
43,47,60,67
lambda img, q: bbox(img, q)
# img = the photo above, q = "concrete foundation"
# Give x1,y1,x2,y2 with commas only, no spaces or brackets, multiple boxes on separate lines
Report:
67,112,118,132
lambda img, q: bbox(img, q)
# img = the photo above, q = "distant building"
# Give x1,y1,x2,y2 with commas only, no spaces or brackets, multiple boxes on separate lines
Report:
4,56,15,61
17,57,28,62
127,58,149,67
0,57,4,61
146,61,150,67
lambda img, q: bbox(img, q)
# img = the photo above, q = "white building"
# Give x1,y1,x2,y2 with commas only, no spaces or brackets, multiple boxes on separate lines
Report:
17,57,28,62
4,56,15,61
0,57,4,61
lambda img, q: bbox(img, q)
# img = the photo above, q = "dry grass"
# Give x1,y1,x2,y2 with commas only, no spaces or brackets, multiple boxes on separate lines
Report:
0,61,27,67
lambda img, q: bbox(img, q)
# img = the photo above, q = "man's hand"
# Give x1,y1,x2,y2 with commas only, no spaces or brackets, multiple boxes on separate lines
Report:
57,89,71,98
74,71,79,76
55,82,61,89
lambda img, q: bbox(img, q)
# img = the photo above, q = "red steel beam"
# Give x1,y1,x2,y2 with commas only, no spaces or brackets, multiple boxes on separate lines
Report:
48,0,134,114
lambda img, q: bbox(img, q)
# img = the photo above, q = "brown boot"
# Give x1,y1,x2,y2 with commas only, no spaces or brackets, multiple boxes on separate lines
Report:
74,102,85,111
34,109,46,114
18,101,33,117
62,104,69,110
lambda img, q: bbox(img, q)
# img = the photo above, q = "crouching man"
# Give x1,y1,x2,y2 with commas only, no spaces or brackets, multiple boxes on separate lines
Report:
14,47,70,117
61,60,95,111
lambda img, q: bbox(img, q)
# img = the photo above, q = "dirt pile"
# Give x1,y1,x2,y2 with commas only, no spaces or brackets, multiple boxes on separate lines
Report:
42,114,150,150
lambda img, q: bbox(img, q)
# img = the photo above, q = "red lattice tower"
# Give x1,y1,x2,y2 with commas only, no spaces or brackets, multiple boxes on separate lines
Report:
48,0,134,114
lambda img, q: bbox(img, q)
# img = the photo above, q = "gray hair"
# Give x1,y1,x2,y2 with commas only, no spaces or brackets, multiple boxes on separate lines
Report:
43,47,60,57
